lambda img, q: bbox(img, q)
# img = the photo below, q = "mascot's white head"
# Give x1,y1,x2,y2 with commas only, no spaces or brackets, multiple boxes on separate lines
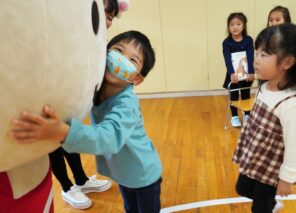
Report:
0,0,107,171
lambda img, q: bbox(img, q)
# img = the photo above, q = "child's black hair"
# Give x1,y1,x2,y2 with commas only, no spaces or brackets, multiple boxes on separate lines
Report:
267,6,291,26
227,12,248,37
255,23,296,90
104,0,119,17
107,30,155,77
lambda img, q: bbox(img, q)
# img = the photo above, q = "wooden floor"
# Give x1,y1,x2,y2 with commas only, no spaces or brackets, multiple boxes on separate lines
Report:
53,95,296,213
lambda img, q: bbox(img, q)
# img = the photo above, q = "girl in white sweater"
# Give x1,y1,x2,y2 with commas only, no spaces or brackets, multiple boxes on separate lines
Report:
233,23,296,213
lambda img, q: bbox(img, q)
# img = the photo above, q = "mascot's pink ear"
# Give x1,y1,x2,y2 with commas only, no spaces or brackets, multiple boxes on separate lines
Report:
119,1,128,11
117,0,129,17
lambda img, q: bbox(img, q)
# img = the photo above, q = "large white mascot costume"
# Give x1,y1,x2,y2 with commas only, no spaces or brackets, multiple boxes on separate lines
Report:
0,1,107,212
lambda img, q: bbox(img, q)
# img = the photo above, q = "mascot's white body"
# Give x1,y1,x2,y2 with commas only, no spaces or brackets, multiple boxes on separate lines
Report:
0,1,107,212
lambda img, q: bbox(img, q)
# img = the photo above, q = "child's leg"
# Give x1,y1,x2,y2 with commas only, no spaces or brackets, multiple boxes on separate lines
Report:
236,174,276,213
135,178,161,213
241,85,251,115
62,149,88,186
236,174,255,199
63,149,112,194
241,88,250,100
118,185,138,212
229,84,239,116
49,147,73,192
241,82,251,115
119,178,162,213
50,148,93,210
252,180,276,213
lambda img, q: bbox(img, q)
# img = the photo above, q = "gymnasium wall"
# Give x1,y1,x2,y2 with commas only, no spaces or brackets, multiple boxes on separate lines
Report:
108,0,296,93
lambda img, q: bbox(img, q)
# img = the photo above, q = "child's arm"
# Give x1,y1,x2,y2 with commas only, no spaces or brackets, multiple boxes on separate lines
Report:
9,106,69,143
62,103,138,155
278,105,296,196
9,103,138,155
276,179,292,196
223,39,238,83
246,36,255,76
230,74,239,84
222,39,235,76
222,39,234,75
247,74,255,82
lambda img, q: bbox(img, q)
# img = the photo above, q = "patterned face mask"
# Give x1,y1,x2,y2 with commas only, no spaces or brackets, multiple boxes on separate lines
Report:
106,49,137,81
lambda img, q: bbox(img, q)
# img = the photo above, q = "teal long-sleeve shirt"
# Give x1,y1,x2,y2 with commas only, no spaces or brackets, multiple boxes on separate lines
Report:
62,85,162,188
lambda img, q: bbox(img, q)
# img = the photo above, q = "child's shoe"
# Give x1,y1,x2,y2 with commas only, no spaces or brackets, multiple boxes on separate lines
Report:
62,187,92,209
243,114,250,123
73,175,112,194
231,116,241,127
272,200,284,213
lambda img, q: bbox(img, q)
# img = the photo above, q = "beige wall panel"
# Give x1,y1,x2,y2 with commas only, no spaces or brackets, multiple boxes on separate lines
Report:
160,0,208,92
207,0,256,89
254,0,296,36
107,20,120,38
108,0,166,93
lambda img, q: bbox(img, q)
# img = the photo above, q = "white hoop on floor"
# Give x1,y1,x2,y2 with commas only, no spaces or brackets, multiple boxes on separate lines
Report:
160,194,296,213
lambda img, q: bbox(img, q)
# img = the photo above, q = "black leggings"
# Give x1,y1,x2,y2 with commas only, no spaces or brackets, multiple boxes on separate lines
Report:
236,174,277,213
229,82,251,116
49,147,88,192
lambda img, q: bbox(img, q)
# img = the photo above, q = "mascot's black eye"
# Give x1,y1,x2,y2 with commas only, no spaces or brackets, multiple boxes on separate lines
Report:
91,1,99,35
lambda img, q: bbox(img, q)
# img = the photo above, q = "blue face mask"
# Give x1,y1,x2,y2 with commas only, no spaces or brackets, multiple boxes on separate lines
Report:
106,49,137,81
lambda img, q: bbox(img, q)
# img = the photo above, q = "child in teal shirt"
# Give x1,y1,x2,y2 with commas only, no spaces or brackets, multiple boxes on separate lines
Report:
9,30,162,213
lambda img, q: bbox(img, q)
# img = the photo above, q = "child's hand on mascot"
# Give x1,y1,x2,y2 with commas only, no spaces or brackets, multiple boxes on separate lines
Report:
8,106,69,144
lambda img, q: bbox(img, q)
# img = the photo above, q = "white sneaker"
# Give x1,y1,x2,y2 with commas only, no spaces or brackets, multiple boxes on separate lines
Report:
231,116,241,127
62,187,92,209
243,114,250,123
272,200,284,213
74,175,112,194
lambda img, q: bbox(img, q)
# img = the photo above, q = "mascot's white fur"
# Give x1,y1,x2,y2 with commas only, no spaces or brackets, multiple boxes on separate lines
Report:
0,0,107,208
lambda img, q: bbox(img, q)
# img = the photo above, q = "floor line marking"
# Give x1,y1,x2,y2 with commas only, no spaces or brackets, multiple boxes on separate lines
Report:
160,194,296,213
